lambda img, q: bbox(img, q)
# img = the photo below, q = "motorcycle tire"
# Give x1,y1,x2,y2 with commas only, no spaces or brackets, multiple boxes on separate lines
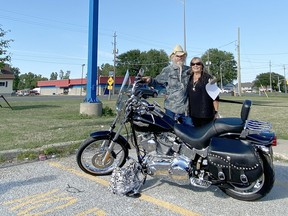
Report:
76,136,129,176
219,153,275,201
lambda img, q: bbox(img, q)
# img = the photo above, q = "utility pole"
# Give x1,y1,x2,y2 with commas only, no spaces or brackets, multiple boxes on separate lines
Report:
206,51,211,73
112,32,118,95
237,28,241,96
284,65,287,93
269,61,272,92
277,76,281,92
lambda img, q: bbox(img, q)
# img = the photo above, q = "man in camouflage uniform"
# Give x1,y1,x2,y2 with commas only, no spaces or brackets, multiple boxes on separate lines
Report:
146,45,192,126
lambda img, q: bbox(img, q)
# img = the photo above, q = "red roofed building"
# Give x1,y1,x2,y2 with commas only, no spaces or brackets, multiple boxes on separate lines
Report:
37,75,135,95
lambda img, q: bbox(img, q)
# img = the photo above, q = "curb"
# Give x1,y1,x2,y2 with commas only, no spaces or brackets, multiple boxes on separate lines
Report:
0,140,82,163
273,152,288,161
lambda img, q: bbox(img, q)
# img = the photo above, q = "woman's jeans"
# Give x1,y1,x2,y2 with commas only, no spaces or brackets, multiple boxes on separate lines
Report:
165,109,193,126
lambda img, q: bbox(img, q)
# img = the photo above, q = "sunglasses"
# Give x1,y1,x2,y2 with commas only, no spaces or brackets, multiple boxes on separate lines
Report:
190,62,202,66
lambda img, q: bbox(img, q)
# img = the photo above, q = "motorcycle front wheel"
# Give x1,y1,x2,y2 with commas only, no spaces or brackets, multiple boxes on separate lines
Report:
76,136,128,176
220,154,274,201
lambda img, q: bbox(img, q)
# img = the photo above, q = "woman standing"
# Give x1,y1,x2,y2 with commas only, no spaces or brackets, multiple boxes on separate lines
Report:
187,57,219,127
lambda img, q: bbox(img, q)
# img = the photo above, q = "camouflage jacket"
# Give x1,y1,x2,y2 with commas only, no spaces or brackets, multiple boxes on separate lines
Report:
150,64,191,114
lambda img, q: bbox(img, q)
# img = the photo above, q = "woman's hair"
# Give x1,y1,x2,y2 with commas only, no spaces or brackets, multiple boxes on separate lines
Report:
190,57,208,73
190,57,204,67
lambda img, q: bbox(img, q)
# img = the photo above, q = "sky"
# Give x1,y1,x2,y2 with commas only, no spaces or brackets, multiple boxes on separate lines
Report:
1,0,288,83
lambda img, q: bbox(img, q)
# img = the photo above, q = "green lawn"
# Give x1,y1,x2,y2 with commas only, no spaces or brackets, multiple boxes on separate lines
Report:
0,93,287,152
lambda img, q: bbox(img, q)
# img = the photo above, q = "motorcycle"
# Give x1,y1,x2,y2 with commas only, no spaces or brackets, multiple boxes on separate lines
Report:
76,70,276,201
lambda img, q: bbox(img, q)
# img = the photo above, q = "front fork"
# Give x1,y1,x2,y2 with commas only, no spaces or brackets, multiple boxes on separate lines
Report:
102,113,126,164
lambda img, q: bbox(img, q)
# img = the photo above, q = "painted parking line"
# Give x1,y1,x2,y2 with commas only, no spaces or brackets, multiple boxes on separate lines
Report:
49,161,201,216
3,188,107,216
3,189,78,216
75,207,106,216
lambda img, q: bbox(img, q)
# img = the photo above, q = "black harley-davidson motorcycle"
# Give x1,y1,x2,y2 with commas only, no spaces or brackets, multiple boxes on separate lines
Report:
76,70,276,201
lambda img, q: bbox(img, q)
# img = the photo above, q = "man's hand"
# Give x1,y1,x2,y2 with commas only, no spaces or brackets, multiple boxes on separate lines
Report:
214,111,221,119
142,76,151,83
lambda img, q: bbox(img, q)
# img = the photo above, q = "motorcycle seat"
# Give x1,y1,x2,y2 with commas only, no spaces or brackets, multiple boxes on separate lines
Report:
174,117,245,149
174,100,252,149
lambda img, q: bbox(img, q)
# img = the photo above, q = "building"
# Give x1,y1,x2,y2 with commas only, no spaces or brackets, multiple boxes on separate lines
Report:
37,76,136,96
0,64,15,96
235,82,254,93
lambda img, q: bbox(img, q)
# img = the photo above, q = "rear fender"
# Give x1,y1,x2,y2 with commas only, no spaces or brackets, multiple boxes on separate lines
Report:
90,130,131,149
217,133,274,160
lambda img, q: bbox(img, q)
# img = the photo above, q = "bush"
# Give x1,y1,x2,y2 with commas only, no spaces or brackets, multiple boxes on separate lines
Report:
102,106,115,116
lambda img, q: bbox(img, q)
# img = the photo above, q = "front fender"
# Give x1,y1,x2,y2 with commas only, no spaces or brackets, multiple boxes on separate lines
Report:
90,130,131,149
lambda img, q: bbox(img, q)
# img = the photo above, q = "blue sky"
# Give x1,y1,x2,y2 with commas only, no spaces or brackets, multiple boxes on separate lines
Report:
1,0,288,82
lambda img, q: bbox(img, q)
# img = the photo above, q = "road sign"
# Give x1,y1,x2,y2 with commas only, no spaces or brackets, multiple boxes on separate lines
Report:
107,77,114,86
107,85,113,90
109,71,114,77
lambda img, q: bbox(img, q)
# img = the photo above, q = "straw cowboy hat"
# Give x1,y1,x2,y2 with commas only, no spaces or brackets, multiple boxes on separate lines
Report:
170,44,187,58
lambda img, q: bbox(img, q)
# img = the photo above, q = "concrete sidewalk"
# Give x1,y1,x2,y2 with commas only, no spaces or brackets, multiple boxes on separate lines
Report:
273,139,288,161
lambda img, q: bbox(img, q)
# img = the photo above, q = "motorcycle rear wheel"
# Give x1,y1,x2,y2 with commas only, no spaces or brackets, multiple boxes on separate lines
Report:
76,136,128,176
220,154,274,201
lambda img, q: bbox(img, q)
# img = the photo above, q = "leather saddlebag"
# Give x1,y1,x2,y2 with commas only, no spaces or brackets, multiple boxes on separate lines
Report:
207,137,263,184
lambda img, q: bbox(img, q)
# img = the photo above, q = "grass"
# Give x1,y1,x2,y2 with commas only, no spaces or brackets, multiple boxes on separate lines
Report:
0,96,116,152
0,93,287,157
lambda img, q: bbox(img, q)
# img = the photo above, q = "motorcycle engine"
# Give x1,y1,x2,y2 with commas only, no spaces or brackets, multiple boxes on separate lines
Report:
137,132,190,185
137,132,211,187
137,132,179,155
143,154,191,185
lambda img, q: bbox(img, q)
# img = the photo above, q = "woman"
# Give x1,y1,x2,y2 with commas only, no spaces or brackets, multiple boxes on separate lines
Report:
187,57,219,127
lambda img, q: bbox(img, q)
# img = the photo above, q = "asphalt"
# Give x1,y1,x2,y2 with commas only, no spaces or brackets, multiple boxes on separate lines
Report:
0,139,287,167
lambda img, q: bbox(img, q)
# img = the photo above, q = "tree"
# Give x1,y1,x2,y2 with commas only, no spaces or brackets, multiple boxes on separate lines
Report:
254,72,285,92
11,67,21,90
201,48,237,87
141,49,169,77
57,70,70,79
63,70,70,79
116,49,142,76
116,49,169,76
59,70,64,79
17,72,48,90
100,63,114,76
50,72,58,80
0,26,14,68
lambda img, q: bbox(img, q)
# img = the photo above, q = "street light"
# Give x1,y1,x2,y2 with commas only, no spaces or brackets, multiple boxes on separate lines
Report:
183,0,186,53
80,64,85,96
178,0,186,53
205,61,211,73
220,60,232,90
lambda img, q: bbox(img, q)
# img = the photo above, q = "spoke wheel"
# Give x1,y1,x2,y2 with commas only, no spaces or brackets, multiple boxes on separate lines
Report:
76,136,128,176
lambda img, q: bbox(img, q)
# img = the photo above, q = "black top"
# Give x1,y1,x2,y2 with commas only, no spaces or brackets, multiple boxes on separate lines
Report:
187,72,219,119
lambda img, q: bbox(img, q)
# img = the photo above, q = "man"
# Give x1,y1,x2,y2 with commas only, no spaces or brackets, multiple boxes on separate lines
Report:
144,44,192,125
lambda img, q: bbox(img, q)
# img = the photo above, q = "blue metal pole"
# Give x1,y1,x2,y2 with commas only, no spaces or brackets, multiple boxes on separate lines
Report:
85,0,100,103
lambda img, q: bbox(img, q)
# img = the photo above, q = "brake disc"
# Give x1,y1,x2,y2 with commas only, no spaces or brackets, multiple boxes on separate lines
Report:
92,152,114,168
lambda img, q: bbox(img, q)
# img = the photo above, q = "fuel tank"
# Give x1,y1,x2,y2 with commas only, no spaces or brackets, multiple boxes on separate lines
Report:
132,112,174,132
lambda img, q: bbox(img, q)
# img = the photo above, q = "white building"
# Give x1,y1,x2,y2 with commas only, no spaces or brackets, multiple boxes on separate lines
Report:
0,64,14,96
